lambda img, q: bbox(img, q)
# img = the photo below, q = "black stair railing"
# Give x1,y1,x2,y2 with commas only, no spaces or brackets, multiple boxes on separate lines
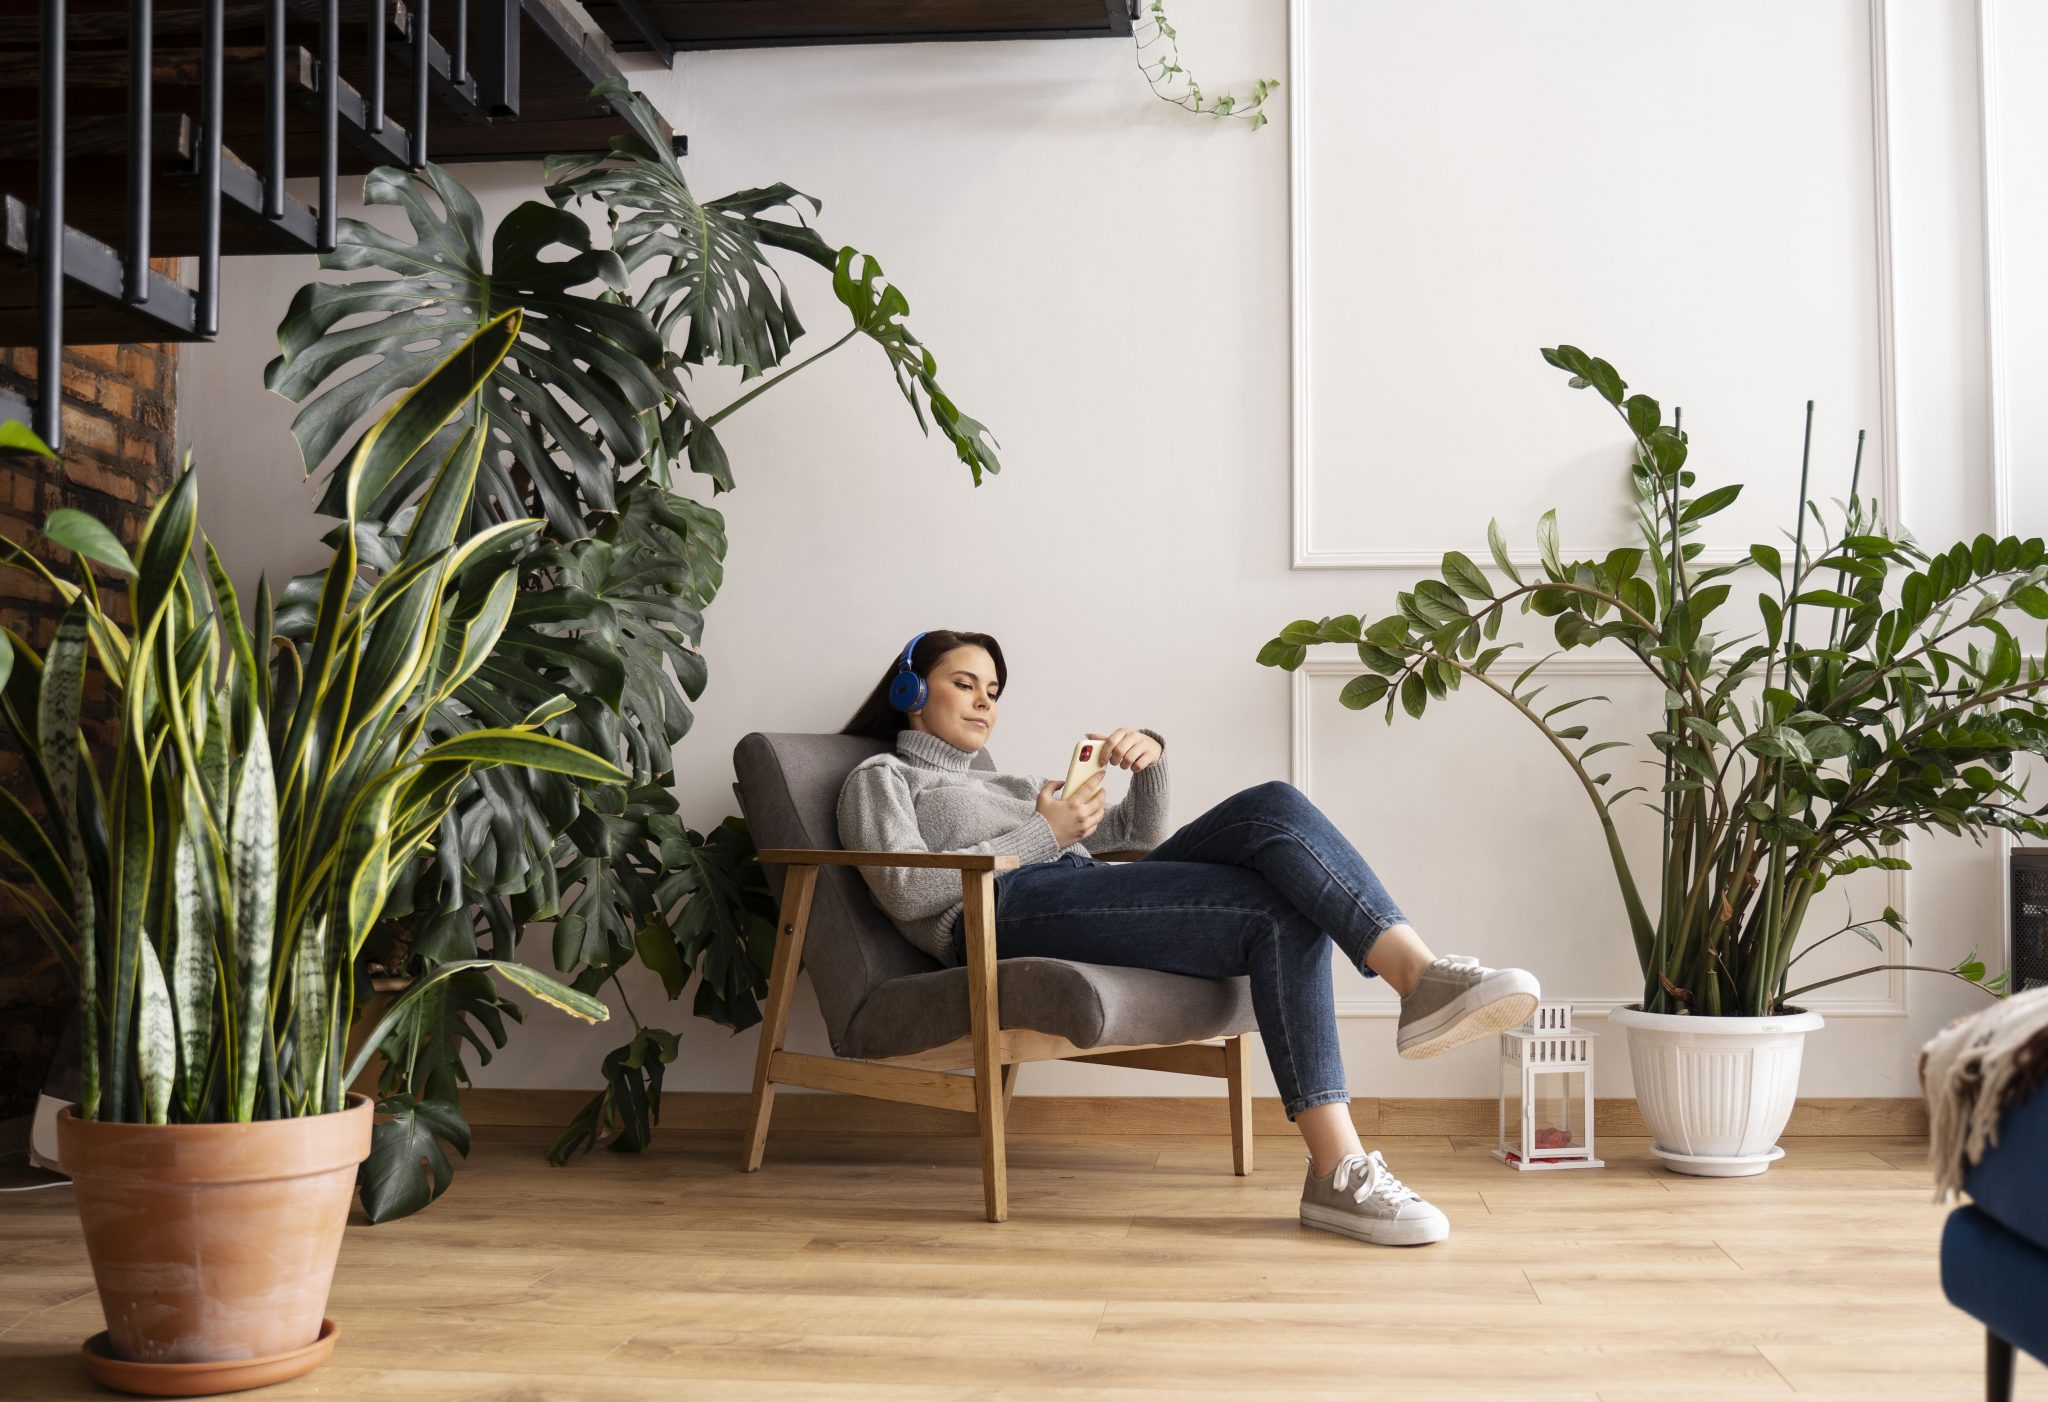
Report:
21,0,521,451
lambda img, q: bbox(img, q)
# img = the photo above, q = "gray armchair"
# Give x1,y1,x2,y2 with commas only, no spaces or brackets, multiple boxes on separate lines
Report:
732,731,1259,1221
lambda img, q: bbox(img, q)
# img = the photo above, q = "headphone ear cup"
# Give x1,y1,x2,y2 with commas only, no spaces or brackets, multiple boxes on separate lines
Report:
888,670,926,713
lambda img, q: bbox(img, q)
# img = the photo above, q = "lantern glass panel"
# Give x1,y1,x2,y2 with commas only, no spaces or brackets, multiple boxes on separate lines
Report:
1500,1063,1591,1162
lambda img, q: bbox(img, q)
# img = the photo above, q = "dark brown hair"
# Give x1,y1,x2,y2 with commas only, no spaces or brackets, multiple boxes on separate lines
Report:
839,630,1007,743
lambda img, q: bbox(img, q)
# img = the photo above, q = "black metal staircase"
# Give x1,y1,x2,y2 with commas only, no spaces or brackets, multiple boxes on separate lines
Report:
0,0,671,449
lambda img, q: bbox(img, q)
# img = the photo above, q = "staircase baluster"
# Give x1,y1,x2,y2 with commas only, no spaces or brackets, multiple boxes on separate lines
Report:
265,0,284,216
196,0,221,336
368,0,386,135
37,0,65,449
453,0,468,86
125,0,151,300
411,0,430,166
320,0,339,250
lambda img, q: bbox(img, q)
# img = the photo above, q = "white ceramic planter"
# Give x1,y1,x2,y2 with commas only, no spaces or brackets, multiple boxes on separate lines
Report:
1607,1004,1824,1176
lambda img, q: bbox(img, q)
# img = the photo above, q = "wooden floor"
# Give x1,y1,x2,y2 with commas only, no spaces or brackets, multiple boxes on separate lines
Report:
2,1124,2041,1400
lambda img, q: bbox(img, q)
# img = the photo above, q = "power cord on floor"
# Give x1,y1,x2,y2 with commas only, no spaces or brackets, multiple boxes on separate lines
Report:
0,1147,72,1192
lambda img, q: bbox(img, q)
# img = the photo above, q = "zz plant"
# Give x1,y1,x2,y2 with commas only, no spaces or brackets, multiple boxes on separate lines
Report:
1260,346,2046,1018
0,317,619,1178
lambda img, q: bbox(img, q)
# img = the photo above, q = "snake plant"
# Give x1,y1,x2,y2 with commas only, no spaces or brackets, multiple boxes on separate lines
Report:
0,313,622,1138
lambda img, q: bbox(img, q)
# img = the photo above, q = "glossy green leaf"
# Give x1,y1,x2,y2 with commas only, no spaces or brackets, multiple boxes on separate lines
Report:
42,509,137,576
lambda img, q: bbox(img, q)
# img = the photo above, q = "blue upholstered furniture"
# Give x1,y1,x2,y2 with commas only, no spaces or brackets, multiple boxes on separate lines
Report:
1940,1080,2048,1402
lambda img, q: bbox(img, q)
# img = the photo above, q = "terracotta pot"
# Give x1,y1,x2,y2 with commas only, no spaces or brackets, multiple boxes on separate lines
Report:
56,1095,372,1366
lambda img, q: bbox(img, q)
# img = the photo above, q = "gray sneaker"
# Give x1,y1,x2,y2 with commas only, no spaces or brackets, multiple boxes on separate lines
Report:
1299,1150,1449,1246
1395,954,1540,1060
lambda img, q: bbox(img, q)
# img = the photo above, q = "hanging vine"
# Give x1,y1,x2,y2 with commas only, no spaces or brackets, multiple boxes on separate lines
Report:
1133,0,1279,129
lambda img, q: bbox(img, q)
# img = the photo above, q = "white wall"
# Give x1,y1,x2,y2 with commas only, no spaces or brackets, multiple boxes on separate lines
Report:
178,0,2035,1109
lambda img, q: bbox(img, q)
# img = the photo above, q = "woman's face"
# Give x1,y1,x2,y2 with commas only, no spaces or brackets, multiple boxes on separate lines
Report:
906,644,1000,752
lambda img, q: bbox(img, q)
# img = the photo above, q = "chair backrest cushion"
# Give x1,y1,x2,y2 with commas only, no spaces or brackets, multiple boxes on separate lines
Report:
732,731,995,1053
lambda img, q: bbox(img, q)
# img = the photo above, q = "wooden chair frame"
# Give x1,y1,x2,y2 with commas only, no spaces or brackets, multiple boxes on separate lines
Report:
742,847,1255,1221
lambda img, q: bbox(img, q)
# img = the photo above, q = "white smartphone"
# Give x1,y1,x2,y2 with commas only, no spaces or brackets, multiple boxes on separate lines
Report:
1059,737,1108,801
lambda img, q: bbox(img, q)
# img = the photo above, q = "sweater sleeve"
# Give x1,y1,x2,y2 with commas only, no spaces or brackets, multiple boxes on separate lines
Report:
1085,729,1170,855
835,761,1065,929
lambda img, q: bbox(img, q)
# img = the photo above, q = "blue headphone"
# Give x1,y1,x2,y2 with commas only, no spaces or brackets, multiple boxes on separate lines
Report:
887,631,931,713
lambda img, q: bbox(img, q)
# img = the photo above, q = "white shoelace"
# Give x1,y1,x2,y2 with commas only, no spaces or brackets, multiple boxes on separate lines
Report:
1327,1150,1423,1208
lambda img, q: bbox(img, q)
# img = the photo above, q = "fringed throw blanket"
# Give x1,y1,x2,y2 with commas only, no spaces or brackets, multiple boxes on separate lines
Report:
1919,985,2048,1202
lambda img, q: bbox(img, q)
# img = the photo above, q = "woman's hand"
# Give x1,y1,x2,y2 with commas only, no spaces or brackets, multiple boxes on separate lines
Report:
1036,772,1105,848
1087,728,1162,774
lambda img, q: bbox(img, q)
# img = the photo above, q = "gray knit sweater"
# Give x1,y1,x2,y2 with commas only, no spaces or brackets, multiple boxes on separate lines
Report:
835,727,1171,966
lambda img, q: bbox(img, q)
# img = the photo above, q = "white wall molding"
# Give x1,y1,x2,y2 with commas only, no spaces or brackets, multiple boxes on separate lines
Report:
1289,0,1903,573
1287,652,1907,1017
1977,0,2012,543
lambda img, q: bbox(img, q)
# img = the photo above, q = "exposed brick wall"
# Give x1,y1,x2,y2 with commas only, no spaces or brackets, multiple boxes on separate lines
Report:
0,338,177,1120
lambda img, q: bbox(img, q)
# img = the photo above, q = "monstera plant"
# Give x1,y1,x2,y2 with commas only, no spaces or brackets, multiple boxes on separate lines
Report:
1260,346,2043,1020
0,316,618,1196
265,83,997,1183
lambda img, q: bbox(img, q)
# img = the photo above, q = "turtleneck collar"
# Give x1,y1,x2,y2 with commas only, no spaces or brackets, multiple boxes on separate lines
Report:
896,727,978,772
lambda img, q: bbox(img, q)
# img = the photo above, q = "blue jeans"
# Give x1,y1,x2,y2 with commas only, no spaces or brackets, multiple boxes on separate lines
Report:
990,780,1408,1121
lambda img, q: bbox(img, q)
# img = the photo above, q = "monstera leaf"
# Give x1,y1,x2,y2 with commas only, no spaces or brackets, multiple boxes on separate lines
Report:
265,163,665,537
546,1025,680,1165
548,83,998,492
653,813,777,1031
547,79,836,380
829,248,1002,487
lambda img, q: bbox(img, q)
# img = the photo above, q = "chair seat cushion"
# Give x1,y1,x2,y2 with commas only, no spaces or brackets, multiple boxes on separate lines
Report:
1962,1082,2048,1254
1941,1205,2048,1365
841,959,1257,1062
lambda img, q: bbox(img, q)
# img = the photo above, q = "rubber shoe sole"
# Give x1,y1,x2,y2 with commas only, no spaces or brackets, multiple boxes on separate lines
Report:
1299,1200,1450,1246
1396,969,1541,1060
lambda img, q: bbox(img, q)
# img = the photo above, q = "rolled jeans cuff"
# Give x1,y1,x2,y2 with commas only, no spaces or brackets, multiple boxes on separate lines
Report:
1285,1089,1352,1122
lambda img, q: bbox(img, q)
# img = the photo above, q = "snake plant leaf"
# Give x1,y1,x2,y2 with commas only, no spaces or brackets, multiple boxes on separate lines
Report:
40,602,97,1117
266,171,661,536
336,771,407,961
415,729,628,783
169,823,215,1119
829,249,1001,486
0,783,74,913
229,713,279,1123
294,915,330,1112
109,755,156,1120
345,958,604,1090
135,938,175,1125
41,508,137,577
329,306,528,529
133,466,197,635
434,573,518,703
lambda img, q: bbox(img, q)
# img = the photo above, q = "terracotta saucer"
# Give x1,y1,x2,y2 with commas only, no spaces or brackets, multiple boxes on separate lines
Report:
80,1318,340,1397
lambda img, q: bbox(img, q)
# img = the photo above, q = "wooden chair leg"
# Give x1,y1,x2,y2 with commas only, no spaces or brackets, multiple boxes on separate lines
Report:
741,866,818,1172
1225,1034,1253,1176
1001,1062,1020,1113
961,870,1007,1221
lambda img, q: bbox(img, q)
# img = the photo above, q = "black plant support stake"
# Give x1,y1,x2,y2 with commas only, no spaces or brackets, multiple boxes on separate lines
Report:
1761,401,1818,1014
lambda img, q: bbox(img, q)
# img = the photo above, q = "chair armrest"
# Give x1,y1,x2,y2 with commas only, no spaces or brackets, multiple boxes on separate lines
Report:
756,848,1023,872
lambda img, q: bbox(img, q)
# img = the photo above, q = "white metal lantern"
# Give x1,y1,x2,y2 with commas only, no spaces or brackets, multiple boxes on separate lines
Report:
1493,1002,1604,1171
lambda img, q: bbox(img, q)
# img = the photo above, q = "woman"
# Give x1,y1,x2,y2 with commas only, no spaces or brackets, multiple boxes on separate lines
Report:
836,630,1542,1247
